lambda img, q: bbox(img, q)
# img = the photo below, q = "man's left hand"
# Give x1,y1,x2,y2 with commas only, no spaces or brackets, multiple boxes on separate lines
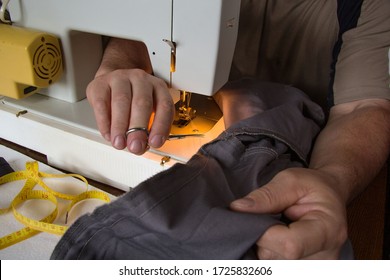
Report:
230,167,348,259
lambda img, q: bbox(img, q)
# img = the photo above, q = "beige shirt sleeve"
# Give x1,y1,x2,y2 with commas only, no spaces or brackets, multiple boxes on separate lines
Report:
333,0,390,104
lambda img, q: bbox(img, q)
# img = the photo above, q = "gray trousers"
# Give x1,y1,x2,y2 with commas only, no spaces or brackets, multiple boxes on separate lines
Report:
51,79,353,259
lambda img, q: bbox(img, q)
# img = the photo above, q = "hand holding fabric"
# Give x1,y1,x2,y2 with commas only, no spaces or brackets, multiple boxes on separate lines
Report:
231,167,348,259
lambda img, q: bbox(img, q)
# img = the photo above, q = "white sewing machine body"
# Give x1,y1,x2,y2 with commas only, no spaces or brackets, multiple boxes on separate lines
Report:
0,0,240,191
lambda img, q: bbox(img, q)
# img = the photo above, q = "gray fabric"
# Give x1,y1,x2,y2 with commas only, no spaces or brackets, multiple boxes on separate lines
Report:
51,79,353,260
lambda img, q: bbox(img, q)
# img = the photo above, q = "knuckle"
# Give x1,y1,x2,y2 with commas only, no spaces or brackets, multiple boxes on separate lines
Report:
113,91,132,103
133,97,153,110
154,78,168,89
257,246,283,260
85,82,94,98
86,89,110,113
86,79,104,100
256,187,276,206
127,68,149,80
93,99,109,114
107,68,149,83
276,168,301,184
159,98,175,113
257,248,274,260
281,238,304,260
257,238,303,260
335,224,348,247
340,227,348,242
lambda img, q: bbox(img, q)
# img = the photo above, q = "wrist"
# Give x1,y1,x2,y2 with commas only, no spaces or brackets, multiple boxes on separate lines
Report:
309,165,354,205
97,38,152,77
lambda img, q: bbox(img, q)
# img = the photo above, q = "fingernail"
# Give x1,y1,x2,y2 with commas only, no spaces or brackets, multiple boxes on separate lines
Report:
129,140,145,154
113,135,126,149
149,135,165,148
231,197,255,209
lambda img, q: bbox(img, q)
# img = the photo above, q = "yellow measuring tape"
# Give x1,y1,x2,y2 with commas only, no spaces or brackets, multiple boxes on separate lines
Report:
0,161,110,250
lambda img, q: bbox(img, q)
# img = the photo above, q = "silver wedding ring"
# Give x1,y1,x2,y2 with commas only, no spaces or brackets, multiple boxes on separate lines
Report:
125,127,149,138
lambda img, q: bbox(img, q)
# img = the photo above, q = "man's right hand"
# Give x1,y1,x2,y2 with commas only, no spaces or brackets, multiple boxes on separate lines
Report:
86,68,175,155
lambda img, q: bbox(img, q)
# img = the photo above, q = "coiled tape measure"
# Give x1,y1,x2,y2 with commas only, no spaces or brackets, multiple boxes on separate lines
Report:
0,160,110,250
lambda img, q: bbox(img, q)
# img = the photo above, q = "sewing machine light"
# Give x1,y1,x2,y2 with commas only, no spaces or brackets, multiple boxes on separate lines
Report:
0,24,63,99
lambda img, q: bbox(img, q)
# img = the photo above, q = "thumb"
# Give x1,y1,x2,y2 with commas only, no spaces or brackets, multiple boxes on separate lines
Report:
230,180,301,214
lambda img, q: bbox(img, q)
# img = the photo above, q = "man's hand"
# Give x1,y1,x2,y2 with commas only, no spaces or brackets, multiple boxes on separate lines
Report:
86,68,175,155
231,99,390,259
230,167,348,259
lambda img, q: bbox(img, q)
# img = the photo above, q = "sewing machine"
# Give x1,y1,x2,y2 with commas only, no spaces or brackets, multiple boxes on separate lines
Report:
0,0,240,191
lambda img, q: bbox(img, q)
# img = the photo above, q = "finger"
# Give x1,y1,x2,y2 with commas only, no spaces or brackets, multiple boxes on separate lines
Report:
230,175,302,214
257,215,340,260
148,79,174,148
110,76,132,150
86,80,112,142
126,78,154,155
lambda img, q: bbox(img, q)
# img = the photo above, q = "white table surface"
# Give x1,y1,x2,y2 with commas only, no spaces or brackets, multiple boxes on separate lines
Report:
0,144,115,259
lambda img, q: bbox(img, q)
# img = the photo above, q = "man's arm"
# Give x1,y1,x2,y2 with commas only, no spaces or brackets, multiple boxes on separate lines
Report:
95,38,153,76
310,99,390,202
231,98,390,259
86,38,174,155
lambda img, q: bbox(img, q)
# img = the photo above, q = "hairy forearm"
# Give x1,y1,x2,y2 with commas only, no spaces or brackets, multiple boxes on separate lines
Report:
96,38,153,76
309,99,390,204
